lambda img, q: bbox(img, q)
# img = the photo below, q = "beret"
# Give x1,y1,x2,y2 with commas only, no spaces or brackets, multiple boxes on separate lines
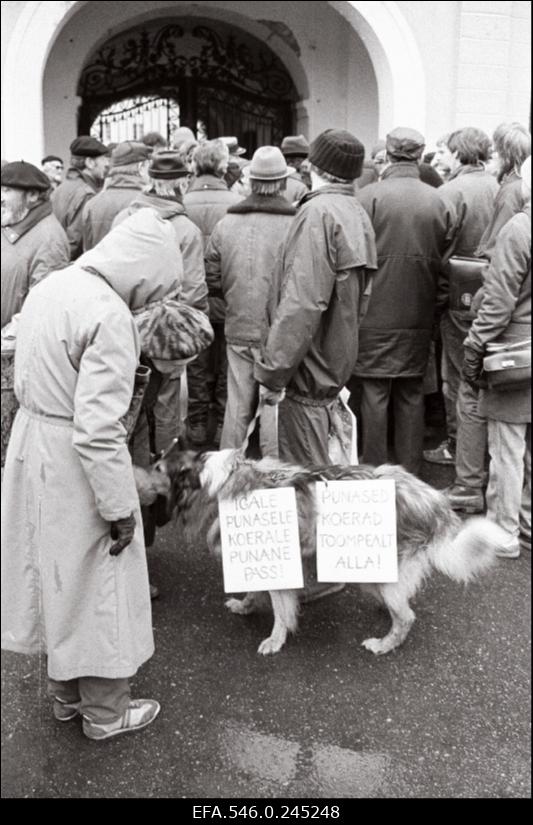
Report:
70,136,110,157
1,161,51,191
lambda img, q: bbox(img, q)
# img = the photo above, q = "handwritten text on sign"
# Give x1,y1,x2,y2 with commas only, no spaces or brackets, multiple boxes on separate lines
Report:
316,480,398,583
219,487,303,593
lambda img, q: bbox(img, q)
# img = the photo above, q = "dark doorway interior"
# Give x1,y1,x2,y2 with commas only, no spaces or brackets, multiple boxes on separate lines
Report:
78,18,298,154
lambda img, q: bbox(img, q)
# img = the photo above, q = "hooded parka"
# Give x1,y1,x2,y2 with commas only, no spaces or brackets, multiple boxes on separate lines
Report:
1,209,181,681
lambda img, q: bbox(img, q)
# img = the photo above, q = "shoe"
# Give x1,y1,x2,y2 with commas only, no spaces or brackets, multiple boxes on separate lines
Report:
424,439,456,465
443,484,484,514
82,699,161,741
188,424,207,446
53,697,81,722
301,583,346,604
149,584,160,600
495,539,521,559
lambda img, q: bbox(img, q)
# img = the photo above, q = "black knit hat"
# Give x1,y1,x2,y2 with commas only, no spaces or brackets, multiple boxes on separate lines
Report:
1,160,51,191
308,129,365,180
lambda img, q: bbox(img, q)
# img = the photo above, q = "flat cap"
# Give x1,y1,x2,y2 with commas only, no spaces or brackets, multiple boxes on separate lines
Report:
112,140,152,167
1,160,51,191
280,134,310,157
386,127,425,161
70,136,109,157
148,150,190,179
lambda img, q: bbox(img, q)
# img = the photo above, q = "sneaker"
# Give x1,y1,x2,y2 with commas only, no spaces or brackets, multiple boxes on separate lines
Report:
424,439,456,465
82,699,161,741
443,484,484,514
53,697,81,722
188,424,207,446
495,541,521,559
301,583,346,604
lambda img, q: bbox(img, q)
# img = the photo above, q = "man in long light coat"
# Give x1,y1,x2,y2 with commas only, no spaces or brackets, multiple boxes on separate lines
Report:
1,209,181,741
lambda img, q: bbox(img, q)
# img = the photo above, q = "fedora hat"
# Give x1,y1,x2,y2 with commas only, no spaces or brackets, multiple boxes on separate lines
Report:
248,146,291,181
281,134,310,157
219,136,247,157
148,150,190,179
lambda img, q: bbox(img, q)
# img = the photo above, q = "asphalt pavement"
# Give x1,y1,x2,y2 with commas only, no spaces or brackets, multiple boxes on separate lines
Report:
1,458,531,799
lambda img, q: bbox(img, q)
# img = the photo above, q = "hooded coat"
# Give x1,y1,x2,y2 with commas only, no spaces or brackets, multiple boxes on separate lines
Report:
1,209,181,681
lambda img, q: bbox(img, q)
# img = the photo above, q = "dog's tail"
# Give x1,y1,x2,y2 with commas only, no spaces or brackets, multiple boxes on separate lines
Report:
431,517,506,583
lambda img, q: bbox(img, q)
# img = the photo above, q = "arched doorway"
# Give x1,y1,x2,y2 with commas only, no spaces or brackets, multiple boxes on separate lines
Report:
77,18,299,155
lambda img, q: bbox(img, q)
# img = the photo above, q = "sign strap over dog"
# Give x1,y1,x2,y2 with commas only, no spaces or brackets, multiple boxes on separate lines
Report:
316,479,398,583
219,487,303,593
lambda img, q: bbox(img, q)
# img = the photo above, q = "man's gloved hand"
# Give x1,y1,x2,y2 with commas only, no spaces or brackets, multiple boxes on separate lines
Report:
462,344,486,389
109,513,136,556
259,384,286,406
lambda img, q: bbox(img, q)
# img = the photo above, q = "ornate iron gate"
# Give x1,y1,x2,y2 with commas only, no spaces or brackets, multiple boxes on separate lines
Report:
91,96,180,144
78,18,299,151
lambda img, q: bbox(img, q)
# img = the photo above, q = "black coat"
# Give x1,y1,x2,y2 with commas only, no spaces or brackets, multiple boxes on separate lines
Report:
354,163,456,377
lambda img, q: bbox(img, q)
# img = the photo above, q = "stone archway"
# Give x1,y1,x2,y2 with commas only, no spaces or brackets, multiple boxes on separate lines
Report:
2,0,427,162
77,17,300,155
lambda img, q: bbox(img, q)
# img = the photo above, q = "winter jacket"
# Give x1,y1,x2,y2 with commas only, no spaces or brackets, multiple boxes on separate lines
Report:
1,210,181,680
437,164,499,333
254,184,377,403
1,201,70,327
82,172,143,251
466,205,531,423
51,168,101,260
354,163,456,377
114,192,209,314
204,193,296,347
476,171,526,261
183,175,241,322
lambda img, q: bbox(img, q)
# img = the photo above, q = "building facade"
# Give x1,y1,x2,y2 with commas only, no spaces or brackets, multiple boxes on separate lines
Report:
1,0,531,163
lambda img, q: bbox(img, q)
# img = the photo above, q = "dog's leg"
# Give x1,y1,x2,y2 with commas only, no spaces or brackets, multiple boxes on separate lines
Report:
225,591,261,615
258,590,299,655
362,583,415,655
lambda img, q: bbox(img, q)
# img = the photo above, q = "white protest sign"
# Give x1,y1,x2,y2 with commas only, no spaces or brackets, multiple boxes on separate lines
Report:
316,479,398,583
219,487,303,593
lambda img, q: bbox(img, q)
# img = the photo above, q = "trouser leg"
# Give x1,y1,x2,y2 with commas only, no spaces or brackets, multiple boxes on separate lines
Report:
454,378,487,489
152,374,182,454
187,347,212,429
440,315,463,443
47,677,80,704
78,676,131,724
212,324,228,429
486,419,528,541
520,425,531,545
278,397,330,466
392,376,425,476
220,345,258,449
360,378,391,467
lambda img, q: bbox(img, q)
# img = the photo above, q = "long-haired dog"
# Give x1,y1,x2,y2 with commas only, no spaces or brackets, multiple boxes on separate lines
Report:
139,448,506,656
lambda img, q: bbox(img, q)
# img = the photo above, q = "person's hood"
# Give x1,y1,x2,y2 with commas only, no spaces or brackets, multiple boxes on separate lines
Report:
77,207,182,311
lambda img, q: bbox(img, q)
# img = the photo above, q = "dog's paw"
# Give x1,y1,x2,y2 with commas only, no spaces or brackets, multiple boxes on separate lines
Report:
361,637,388,655
257,636,283,655
225,597,254,615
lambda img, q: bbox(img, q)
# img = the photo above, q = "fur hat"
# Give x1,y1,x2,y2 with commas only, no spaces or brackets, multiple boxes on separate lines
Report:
308,129,365,180
1,160,51,191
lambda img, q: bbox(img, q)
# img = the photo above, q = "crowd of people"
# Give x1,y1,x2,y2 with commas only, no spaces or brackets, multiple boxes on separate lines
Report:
1,118,530,740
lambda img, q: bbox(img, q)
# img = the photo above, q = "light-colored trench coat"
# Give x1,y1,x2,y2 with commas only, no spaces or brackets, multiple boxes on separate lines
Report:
1,208,181,681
